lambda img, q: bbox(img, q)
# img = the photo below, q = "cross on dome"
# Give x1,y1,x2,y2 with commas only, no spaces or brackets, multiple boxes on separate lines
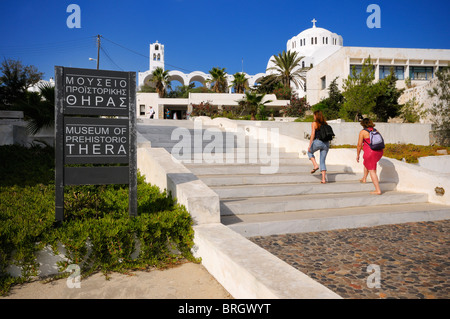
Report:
311,18,317,28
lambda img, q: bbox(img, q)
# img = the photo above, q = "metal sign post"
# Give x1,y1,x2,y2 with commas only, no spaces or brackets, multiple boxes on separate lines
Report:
55,66,137,221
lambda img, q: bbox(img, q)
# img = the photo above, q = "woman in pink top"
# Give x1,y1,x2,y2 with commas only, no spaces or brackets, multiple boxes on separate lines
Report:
356,118,383,195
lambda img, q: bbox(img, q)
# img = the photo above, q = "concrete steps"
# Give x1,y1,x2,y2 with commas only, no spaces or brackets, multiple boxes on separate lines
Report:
181,132,448,236
222,202,450,237
196,171,360,186
219,191,429,216
211,180,398,199
138,121,450,237
185,163,349,175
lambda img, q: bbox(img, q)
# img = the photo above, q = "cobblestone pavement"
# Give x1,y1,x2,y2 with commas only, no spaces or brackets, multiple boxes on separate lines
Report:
249,220,450,299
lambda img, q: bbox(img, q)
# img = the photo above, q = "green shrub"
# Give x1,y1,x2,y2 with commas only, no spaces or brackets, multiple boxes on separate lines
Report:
0,145,197,295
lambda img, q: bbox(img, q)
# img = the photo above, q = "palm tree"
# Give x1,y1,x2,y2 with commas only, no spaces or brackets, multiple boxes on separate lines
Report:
267,50,308,91
207,67,228,93
151,67,171,97
239,91,272,120
231,72,248,93
17,82,54,135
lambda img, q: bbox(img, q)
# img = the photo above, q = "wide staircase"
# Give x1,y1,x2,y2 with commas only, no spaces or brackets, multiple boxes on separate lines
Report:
138,120,450,237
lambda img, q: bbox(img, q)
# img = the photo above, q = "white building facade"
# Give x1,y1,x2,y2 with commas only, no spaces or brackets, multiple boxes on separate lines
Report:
306,46,450,105
138,41,266,93
137,20,450,120
137,41,285,119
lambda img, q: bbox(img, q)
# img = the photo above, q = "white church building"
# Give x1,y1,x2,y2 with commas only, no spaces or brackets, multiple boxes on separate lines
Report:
137,42,281,120
137,19,450,120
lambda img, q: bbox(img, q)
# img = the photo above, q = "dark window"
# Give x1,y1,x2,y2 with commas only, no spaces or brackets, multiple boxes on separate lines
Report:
410,66,433,80
380,66,404,80
321,76,326,89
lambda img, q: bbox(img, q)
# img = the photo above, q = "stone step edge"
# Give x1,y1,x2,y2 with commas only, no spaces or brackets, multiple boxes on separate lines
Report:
223,204,450,237
219,191,429,215
212,182,397,199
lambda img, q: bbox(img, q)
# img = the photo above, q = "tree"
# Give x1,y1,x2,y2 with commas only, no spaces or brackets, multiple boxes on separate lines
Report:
340,57,378,121
266,50,308,91
0,58,43,109
399,97,426,123
231,72,248,93
312,77,343,120
252,74,281,94
17,82,54,135
151,67,171,98
239,92,272,120
373,70,404,122
207,67,228,93
282,95,310,118
428,68,450,145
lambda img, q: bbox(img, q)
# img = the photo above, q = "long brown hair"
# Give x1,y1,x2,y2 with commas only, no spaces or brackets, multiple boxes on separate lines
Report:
360,118,375,129
314,110,327,129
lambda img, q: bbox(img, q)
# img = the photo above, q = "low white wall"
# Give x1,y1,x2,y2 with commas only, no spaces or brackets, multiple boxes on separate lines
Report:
194,223,341,299
198,118,433,146
137,134,220,225
0,122,54,146
418,155,450,174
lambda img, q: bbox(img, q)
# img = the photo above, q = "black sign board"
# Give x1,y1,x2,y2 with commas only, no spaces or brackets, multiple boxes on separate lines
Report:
55,66,137,221
64,117,129,164
63,67,130,116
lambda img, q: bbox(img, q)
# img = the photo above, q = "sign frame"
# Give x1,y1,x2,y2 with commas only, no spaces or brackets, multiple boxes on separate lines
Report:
55,66,137,222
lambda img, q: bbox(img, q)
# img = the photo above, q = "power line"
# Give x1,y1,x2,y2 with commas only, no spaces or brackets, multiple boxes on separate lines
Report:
0,37,95,56
100,46,123,71
101,36,196,73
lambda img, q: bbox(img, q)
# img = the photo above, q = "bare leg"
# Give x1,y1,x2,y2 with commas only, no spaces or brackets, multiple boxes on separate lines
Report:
310,157,319,171
321,170,327,183
368,169,382,195
360,167,369,183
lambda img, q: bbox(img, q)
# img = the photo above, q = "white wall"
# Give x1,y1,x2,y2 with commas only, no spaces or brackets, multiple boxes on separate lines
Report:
306,46,450,105
219,120,433,146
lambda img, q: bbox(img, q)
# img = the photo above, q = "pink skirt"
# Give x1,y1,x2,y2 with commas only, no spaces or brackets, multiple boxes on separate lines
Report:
363,139,383,170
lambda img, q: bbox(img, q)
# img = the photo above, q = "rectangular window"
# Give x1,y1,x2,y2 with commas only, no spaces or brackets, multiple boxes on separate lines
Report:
140,105,145,116
349,65,363,77
379,66,404,80
321,76,326,90
410,66,433,80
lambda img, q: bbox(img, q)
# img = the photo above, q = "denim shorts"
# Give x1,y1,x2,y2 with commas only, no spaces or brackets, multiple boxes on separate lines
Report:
307,139,330,171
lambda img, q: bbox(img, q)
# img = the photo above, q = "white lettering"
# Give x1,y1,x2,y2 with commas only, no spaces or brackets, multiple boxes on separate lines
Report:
106,97,115,107
95,96,103,106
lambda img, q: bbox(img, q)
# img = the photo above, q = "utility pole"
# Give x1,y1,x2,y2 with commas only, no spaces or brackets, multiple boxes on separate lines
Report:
96,34,101,70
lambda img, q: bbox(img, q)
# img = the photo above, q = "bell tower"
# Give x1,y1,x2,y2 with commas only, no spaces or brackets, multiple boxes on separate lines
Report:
149,41,164,72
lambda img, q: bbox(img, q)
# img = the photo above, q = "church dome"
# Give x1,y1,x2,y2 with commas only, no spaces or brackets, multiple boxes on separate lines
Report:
288,19,343,53
265,19,344,96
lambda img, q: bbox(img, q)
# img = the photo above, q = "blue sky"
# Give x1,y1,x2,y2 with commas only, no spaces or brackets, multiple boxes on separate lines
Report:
1,0,449,82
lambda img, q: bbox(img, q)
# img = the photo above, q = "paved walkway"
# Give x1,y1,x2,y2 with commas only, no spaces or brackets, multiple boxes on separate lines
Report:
249,220,450,299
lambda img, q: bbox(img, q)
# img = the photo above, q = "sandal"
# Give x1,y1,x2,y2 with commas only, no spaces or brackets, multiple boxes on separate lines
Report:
311,167,319,174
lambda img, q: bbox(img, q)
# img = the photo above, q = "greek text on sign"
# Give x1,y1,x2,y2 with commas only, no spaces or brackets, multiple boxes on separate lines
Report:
64,117,129,164
63,67,130,116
